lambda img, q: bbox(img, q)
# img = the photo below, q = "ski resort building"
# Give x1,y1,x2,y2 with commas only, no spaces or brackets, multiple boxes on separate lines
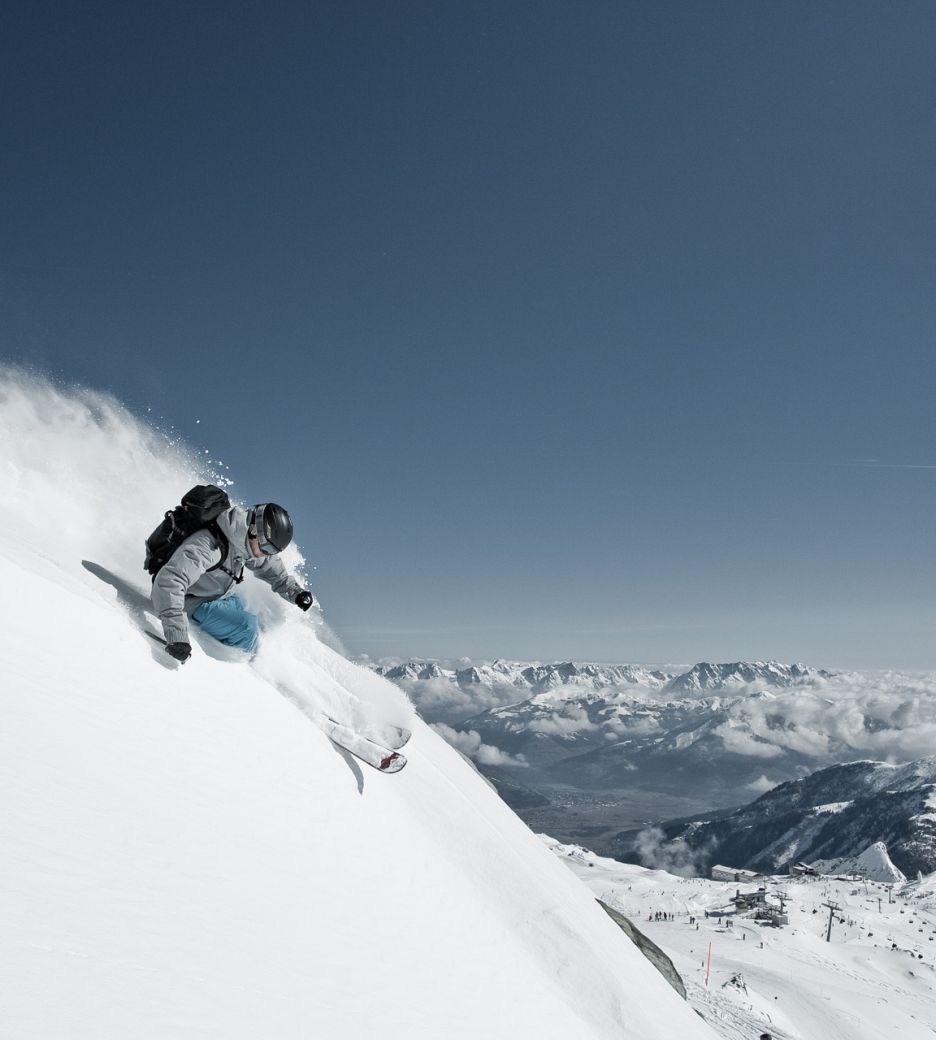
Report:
728,888,789,927
730,888,770,912
711,865,764,883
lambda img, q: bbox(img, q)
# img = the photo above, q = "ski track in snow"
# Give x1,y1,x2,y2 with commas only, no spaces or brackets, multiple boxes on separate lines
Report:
1,548,722,1040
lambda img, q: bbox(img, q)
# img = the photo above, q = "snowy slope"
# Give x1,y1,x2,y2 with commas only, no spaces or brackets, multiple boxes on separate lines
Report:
542,838,936,1040
0,370,719,1039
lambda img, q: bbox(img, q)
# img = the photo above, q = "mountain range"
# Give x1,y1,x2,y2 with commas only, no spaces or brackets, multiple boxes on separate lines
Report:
375,658,830,699
377,659,838,803
376,657,935,868
614,756,936,877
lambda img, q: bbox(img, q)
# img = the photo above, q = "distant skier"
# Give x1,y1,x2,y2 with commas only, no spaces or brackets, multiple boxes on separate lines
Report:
149,497,315,662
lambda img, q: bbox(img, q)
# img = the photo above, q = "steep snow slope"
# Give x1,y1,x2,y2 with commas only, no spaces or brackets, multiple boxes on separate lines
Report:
0,370,718,1039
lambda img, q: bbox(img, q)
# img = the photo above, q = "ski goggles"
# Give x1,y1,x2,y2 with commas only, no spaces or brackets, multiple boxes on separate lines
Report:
248,513,283,555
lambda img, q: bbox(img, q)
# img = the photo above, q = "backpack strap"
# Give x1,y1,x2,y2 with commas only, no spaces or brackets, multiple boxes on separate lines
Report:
206,522,244,585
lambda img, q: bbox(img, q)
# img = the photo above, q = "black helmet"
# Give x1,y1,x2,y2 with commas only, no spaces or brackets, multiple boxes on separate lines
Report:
248,502,293,555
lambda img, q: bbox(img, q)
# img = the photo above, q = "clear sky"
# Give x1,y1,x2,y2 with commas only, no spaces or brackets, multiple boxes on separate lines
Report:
2,1,935,668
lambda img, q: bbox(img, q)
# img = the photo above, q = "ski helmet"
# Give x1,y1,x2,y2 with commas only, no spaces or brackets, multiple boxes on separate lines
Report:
248,502,294,555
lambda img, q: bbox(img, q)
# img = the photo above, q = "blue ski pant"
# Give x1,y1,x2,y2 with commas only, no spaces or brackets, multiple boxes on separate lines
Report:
191,594,259,654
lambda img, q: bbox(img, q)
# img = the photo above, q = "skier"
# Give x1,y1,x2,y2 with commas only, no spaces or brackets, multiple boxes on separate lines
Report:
152,500,315,662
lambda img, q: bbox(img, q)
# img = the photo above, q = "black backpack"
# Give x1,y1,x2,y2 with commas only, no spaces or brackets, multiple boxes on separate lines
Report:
144,484,239,581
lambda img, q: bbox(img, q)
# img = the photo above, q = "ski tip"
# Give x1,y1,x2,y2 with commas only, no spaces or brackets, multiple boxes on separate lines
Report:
379,751,407,773
391,727,413,750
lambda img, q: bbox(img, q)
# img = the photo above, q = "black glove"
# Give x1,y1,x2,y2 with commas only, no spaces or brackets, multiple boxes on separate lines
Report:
295,591,315,611
166,641,192,663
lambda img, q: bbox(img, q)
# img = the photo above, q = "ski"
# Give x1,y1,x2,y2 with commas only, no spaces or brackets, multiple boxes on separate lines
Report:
362,722,411,751
319,716,407,773
321,714,411,751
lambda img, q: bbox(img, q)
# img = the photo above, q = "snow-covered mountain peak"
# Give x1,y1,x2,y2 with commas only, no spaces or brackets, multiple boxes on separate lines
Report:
665,660,832,693
640,755,936,880
374,657,674,696
811,842,908,884
888,755,936,791
376,657,833,709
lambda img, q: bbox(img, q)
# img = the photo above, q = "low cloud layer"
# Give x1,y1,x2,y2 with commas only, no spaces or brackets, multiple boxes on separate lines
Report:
718,671,936,763
430,724,528,768
377,658,936,776
713,723,785,759
528,707,597,737
634,826,714,878
391,676,520,724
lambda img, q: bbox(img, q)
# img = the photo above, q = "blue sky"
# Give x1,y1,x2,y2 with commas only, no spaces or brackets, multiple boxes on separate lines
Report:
3,1,936,667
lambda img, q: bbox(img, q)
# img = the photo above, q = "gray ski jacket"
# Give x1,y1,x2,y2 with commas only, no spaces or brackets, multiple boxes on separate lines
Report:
151,504,305,645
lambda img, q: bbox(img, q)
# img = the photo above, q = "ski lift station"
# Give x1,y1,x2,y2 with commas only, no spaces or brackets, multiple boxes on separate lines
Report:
711,865,765,884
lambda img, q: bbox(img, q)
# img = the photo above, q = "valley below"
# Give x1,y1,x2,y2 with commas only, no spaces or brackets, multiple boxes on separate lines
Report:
376,657,936,876
500,785,724,853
